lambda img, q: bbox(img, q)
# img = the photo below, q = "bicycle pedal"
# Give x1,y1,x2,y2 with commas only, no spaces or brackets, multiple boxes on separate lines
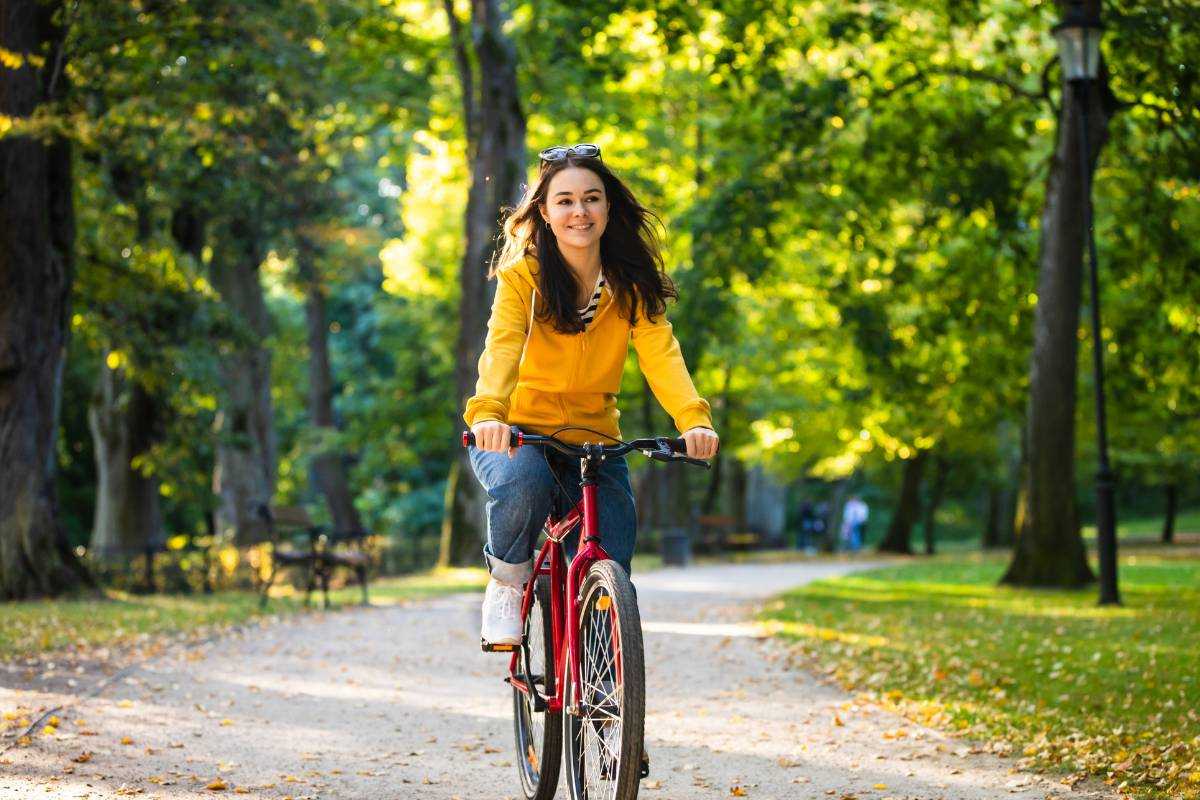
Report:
481,639,519,653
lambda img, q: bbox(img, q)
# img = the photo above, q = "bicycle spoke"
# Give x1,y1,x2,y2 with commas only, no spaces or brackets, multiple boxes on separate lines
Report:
514,576,561,800
565,564,643,800
576,588,625,800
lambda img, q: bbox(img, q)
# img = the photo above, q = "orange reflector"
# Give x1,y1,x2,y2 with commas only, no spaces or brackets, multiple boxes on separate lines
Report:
596,596,612,611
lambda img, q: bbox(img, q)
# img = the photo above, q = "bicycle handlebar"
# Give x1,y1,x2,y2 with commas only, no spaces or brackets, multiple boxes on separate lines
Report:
462,428,712,470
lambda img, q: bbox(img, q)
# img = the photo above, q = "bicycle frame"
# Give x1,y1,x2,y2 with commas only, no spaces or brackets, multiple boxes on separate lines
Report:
507,462,607,716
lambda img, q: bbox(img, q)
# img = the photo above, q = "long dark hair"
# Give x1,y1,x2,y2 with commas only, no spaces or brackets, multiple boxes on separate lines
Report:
493,154,677,334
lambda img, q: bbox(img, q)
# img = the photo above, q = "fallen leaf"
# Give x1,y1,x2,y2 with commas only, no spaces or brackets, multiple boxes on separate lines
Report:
72,752,93,764
730,786,747,796
206,778,228,790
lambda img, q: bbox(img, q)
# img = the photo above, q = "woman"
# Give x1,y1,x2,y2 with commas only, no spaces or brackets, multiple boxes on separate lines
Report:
464,143,720,646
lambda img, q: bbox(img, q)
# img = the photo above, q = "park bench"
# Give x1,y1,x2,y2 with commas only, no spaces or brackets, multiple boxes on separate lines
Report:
695,514,737,552
257,505,372,609
723,530,763,550
695,514,763,552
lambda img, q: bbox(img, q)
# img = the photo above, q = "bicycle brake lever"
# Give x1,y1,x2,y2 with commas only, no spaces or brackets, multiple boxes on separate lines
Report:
676,455,712,469
641,448,712,469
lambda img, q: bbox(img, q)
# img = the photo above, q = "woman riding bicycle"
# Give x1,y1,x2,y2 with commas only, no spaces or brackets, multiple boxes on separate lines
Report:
464,143,720,647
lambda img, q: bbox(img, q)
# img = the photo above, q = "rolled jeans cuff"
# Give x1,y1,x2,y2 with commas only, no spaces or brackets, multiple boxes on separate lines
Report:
485,551,533,586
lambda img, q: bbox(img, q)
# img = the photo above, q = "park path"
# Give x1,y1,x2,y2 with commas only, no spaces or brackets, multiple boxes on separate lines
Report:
0,561,1114,799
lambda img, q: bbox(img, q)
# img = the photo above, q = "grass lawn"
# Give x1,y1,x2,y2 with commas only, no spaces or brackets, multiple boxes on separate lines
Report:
0,567,488,663
761,552,1200,800
1082,508,1200,541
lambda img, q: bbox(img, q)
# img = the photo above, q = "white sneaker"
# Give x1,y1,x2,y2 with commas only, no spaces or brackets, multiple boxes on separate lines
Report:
481,578,524,645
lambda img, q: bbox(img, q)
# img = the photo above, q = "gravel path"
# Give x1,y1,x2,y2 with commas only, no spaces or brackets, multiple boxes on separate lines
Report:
1,561,1114,799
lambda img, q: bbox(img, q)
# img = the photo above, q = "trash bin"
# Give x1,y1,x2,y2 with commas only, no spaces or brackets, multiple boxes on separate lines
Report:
660,526,692,567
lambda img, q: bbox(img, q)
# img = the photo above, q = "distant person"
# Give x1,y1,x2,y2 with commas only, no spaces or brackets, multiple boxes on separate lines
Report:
797,501,819,552
841,495,869,552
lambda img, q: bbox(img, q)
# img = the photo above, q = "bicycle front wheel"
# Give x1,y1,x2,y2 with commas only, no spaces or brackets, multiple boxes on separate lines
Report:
513,574,562,800
563,560,645,800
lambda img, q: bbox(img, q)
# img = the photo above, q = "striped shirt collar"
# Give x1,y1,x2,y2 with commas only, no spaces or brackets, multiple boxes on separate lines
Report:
578,270,606,325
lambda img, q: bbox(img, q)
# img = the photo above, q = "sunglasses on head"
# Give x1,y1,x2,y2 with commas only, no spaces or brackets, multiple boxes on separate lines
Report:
538,143,601,163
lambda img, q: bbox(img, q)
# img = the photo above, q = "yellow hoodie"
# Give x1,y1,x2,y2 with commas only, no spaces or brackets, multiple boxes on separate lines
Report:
463,255,712,445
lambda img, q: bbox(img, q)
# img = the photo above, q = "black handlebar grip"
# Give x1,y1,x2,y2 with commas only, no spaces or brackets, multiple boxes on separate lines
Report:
668,437,688,454
462,429,523,449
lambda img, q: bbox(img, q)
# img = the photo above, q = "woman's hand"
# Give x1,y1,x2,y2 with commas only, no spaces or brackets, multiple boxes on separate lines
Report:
682,427,720,460
472,420,518,458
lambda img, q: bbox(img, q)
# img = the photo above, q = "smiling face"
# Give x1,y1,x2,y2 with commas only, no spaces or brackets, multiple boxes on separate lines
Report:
540,166,609,252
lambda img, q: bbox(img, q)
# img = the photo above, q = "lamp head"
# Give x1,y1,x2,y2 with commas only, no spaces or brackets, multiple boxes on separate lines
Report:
1052,2,1103,81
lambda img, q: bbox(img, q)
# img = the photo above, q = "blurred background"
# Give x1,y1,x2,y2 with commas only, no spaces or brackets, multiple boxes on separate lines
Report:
1,0,1197,598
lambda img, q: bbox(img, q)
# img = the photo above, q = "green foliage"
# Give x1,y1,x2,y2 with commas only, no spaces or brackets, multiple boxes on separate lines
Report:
28,0,1200,557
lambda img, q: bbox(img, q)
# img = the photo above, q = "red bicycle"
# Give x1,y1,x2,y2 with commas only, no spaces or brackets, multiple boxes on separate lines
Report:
461,428,710,800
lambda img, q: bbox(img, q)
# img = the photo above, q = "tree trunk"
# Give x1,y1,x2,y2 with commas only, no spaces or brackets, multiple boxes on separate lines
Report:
922,455,949,555
744,465,786,545
822,479,846,553
878,452,927,554
701,364,733,516
210,220,275,545
1003,1,1112,588
298,238,363,534
88,372,165,559
0,0,86,598
440,0,527,567
634,378,665,532
88,185,164,578
1162,483,1177,544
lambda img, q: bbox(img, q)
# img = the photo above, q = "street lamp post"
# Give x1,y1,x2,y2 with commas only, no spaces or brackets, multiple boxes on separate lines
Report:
1052,2,1120,605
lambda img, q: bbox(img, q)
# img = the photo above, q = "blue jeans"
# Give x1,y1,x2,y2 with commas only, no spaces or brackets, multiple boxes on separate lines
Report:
467,438,637,585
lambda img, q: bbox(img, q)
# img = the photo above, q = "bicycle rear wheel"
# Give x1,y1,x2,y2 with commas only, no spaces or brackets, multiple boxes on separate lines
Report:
563,560,645,800
513,574,562,799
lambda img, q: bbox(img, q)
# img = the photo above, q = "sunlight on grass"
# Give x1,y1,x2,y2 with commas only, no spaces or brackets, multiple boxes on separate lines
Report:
762,553,1200,800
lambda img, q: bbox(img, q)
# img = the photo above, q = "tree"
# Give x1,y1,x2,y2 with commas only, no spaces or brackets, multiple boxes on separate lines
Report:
0,0,88,598
1003,0,1199,586
876,452,926,555
1002,3,1111,588
86,166,164,576
439,0,528,567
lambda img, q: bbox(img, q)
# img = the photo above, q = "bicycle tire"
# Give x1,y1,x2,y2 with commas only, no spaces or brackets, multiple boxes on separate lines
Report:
513,574,562,799
563,560,645,800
